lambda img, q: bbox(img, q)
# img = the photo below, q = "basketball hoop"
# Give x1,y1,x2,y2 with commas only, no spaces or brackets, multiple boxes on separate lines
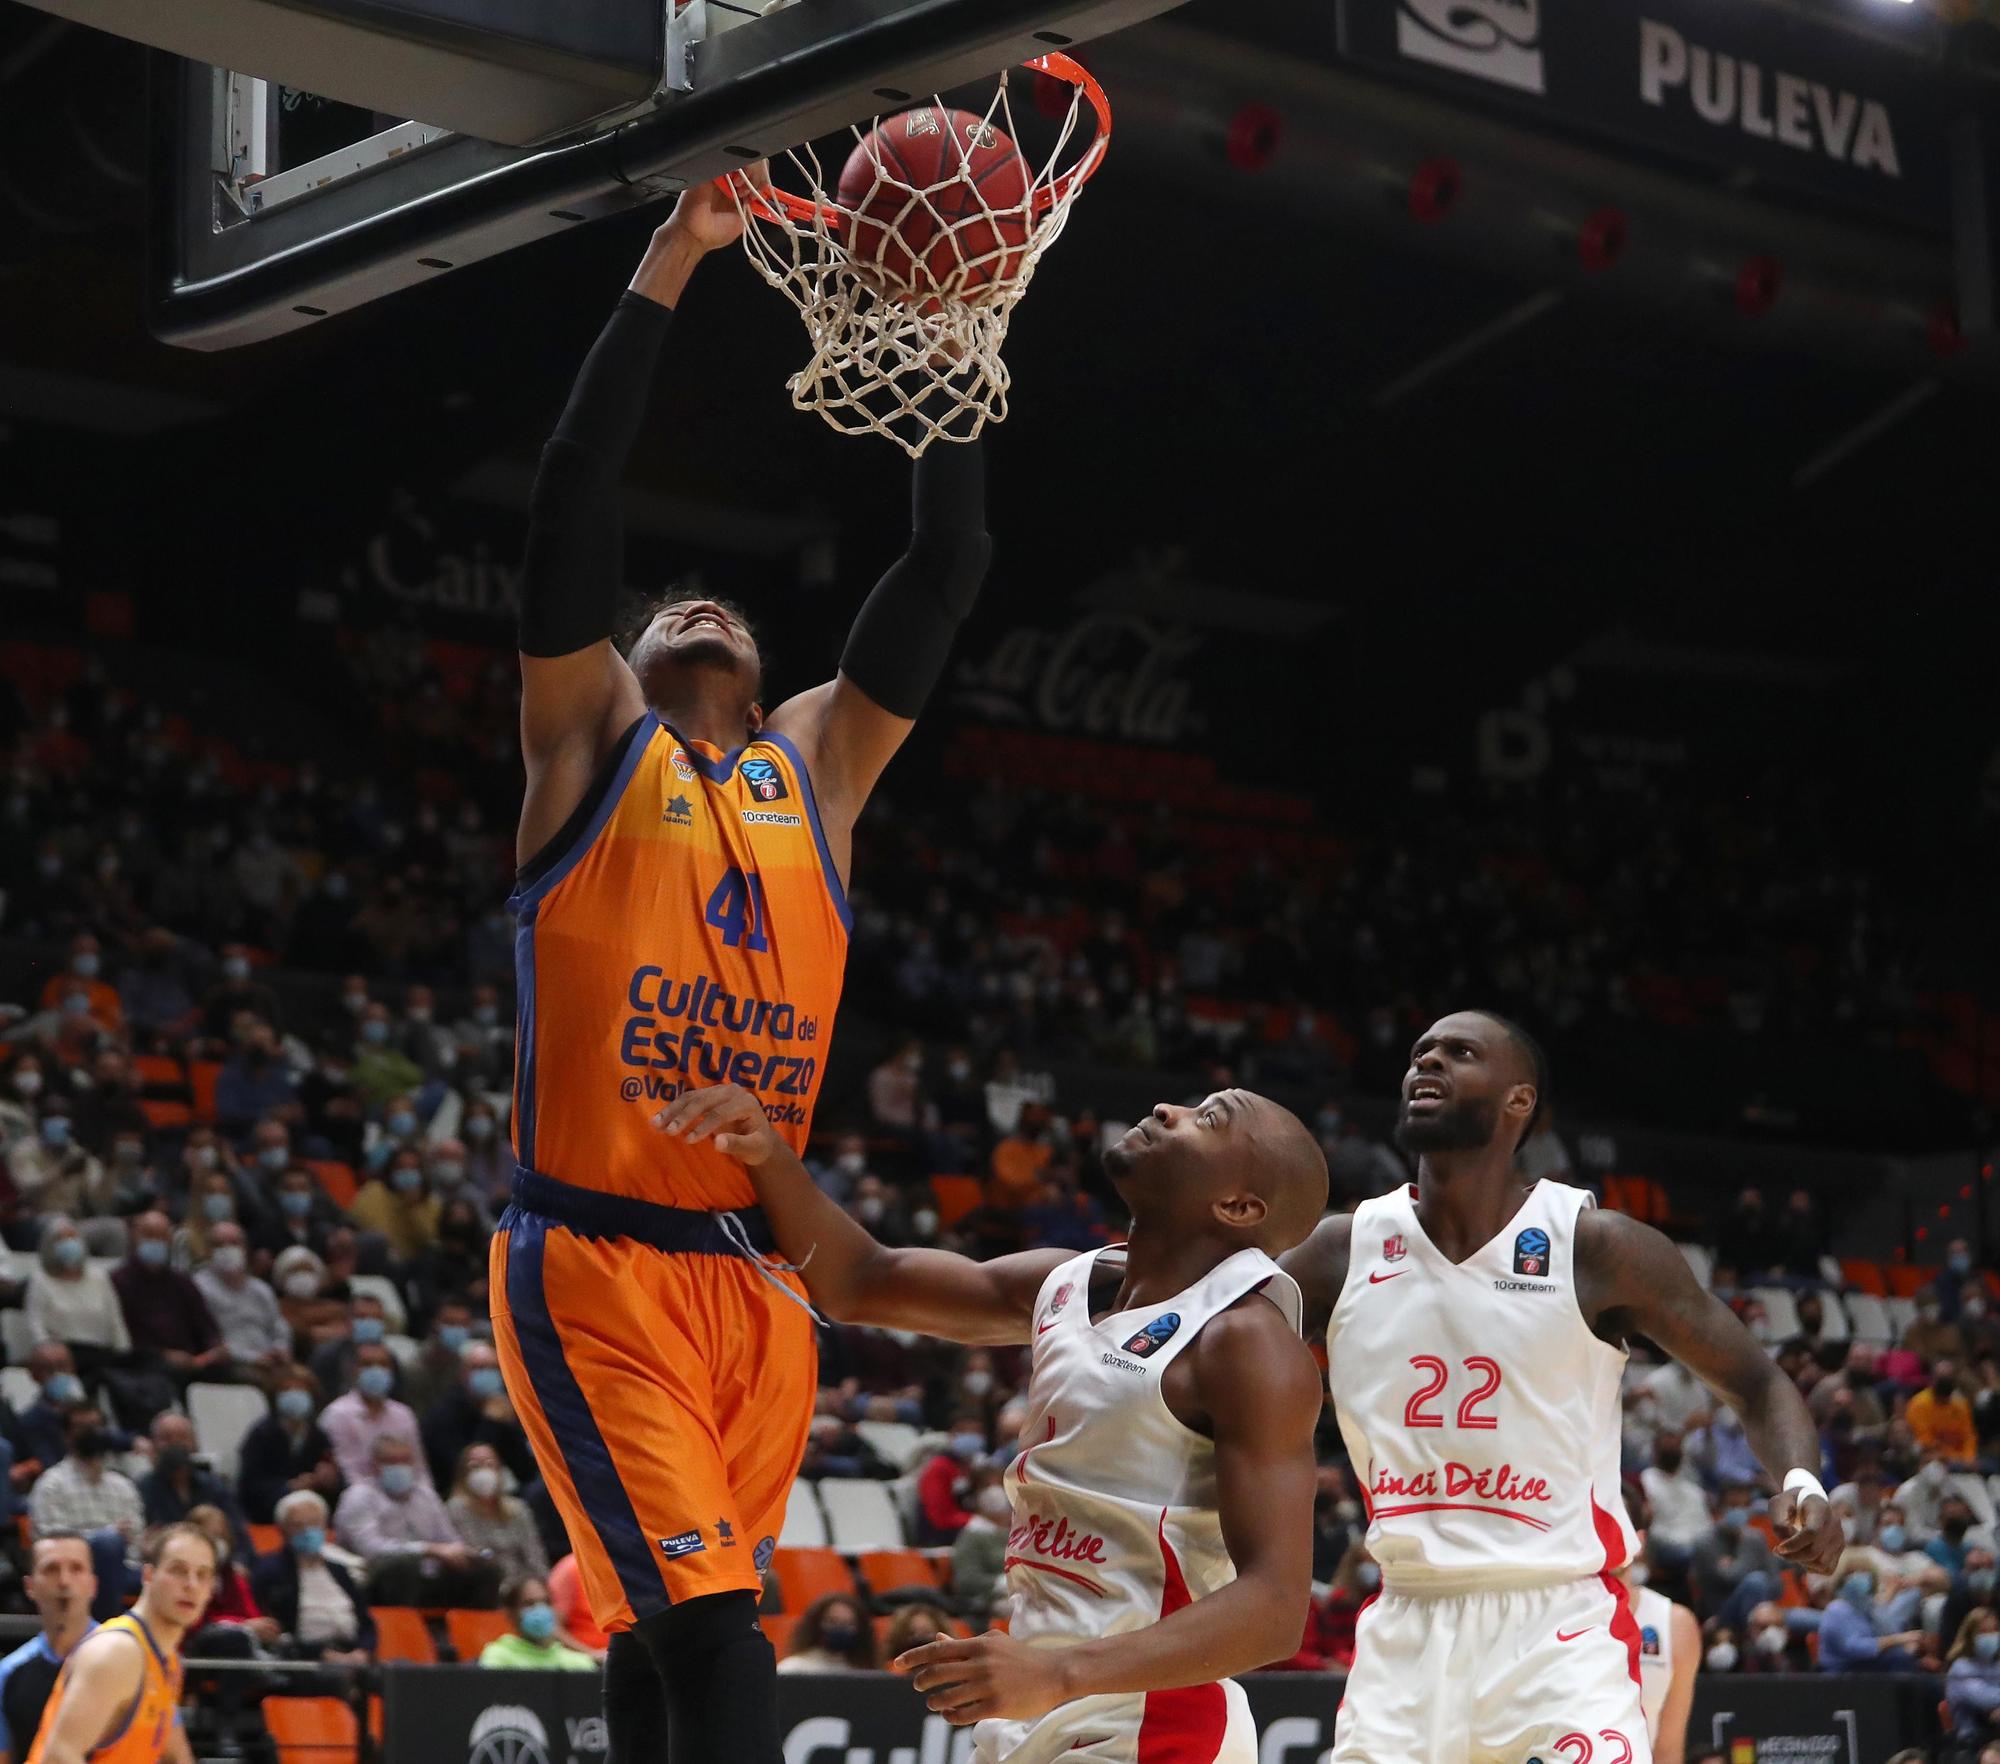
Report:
727,52,1110,456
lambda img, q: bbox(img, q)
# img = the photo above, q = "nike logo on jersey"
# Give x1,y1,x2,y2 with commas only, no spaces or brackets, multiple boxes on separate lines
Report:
1037,1321,1060,1336
1368,1270,1408,1284
1555,1626,1593,1643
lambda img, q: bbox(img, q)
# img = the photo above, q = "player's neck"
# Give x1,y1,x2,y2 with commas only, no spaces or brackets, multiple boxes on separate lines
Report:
46,1614,90,1656
1413,1151,1536,1263
1114,1218,1234,1311
654,695,753,756
131,1599,183,1652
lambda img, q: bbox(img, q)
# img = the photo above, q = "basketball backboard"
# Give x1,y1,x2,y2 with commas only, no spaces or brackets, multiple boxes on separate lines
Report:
108,0,1195,350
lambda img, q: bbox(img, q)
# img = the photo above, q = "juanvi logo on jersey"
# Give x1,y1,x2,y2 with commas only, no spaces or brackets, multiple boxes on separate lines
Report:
1395,0,1545,96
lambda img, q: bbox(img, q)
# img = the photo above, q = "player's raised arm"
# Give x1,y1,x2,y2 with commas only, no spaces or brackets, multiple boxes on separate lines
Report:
514,180,752,865
29,1631,143,1764
763,433,991,833
899,1297,1322,1723
1578,1209,1844,1572
654,1083,1063,1344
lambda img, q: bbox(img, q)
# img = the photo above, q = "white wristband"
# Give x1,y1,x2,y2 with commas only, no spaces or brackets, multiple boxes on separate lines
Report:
1783,1468,1827,1503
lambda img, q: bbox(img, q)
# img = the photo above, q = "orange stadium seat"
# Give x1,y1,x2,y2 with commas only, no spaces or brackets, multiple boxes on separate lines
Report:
929,1176,984,1228
186,1059,222,1125
369,1607,437,1664
769,1547,857,1612
761,1614,798,1657
1889,1264,1940,1298
857,1550,948,1600
307,1160,358,1210
445,1607,511,1661
262,1697,358,1764
246,1524,282,1556
1840,1259,1888,1296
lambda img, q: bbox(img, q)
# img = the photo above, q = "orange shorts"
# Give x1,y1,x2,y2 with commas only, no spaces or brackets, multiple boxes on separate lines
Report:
490,1197,815,1631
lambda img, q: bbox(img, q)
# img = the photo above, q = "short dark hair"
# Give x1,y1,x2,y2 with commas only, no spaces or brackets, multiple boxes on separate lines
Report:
29,1529,92,1568
623,587,765,694
1472,1011,1548,1148
500,1573,547,1611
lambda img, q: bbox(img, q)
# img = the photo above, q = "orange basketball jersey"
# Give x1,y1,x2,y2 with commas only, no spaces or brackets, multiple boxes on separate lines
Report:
511,715,849,1211
26,1615,181,1764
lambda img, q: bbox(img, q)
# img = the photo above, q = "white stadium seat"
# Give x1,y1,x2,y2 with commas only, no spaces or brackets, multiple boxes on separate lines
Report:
819,1478,906,1551
1954,1473,1997,1529
1886,1297,1917,1340
0,1310,33,1365
188,1382,269,1481
385,1332,420,1370
777,1480,827,1548
1844,1294,1893,1345
349,1274,407,1333
1679,1244,1716,1289
0,1366,36,1411
1814,1289,1850,1341
1751,1287,1800,1341
854,1420,924,1471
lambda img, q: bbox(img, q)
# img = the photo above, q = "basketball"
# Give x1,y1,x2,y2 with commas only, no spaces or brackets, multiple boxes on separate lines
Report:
837,106,1032,305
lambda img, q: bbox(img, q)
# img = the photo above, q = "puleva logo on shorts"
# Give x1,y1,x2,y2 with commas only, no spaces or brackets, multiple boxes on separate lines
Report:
1123,1313,1181,1358
740,756,788,802
659,1529,706,1559
1513,1228,1550,1278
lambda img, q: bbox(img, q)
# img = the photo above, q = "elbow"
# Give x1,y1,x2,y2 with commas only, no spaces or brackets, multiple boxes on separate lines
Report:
1246,1581,1309,1670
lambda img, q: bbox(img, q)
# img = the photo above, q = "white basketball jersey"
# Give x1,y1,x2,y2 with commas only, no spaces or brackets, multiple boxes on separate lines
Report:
1325,1180,1637,1591
1634,1583,1675,1738
977,1244,1302,1764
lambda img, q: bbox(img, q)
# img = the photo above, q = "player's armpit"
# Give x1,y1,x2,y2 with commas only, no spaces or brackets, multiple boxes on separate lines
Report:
34,1631,144,1764
1278,1214,1352,1340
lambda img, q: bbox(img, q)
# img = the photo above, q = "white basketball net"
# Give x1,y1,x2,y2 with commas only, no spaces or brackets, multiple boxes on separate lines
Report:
730,60,1106,457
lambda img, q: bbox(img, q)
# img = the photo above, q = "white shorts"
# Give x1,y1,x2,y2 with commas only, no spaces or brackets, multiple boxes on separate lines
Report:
974,1677,1255,1764
1334,1576,1652,1764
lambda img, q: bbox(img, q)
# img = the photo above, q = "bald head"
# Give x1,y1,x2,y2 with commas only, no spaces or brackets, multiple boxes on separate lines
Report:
1103,1090,1328,1253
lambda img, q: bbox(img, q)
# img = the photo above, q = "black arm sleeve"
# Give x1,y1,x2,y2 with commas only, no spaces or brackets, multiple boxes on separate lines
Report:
837,439,993,719
517,291,676,658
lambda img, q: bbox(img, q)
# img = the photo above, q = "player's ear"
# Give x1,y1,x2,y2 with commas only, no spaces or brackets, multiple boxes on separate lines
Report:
1507,1083,1536,1131
746,702,765,735
1213,1191,1269,1231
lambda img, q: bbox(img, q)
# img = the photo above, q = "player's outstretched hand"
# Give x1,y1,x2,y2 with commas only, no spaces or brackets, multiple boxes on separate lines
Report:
658,163,773,254
1769,1487,1843,1574
896,1631,1071,1726
652,1082,780,1164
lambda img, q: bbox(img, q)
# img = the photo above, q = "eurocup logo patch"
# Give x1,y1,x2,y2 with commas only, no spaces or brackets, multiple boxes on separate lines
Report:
1124,1313,1181,1358
1383,1234,1407,1264
1513,1228,1550,1278
1641,1624,1661,1656
740,756,788,802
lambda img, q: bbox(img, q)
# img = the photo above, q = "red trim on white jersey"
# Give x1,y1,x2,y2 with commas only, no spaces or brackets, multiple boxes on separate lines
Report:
1135,1511,1227,1763
1592,1495,1643,1687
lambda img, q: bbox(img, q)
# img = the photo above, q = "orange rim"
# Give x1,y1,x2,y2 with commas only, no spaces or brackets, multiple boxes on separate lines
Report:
726,49,1110,229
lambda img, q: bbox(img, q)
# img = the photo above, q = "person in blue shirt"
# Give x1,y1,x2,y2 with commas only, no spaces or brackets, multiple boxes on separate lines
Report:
0,1531,98,1764
1947,1608,2000,1743
1927,1496,1980,1578
1817,1557,1924,1673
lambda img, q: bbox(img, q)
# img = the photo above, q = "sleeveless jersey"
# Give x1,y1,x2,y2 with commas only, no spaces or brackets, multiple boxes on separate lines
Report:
1633,1583,1675,1737
1325,1180,1637,1591
979,1245,1303,1761
26,1614,180,1764
510,716,850,1212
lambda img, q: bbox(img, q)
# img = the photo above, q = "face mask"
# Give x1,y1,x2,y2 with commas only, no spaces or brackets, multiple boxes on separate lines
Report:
387,1111,417,1138
1979,1633,2000,1664
356,1366,394,1400
432,1161,464,1186
1706,1643,1738,1672
1936,1379,1958,1398
46,1373,84,1405
1925,1460,1951,1489
72,953,100,979
950,1432,985,1459
1952,1253,1974,1276
222,957,250,983
1717,1509,1745,1535
963,1371,993,1397
277,1389,314,1421
1949,1521,1972,1542
211,1246,246,1276
71,1429,112,1460
1356,1563,1382,1590
468,1368,504,1401
1842,1573,1875,1606
61,994,91,1019
818,1624,859,1654
114,1142,143,1167
284,1271,320,1298
407,1007,432,1025
280,1190,312,1218
949,1059,971,1081
292,1526,326,1556
360,1021,389,1045
12,1070,42,1098
352,1317,386,1346
1920,1305,1940,1322
466,1466,502,1499
1755,1625,1788,1656
465,1117,495,1142
1972,1569,1998,1596
473,1005,498,1028
135,1240,169,1270
835,1152,866,1178
261,1146,289,1172
519,1603,557,1644
343,993,367,1016
912,1209,939,1237
158,1446,190,1475
1969,1300,1989,1321
378,1464,415,1496
438,1325,470,1353
50,1237,84,1269
203,1194,234,1223
1878,1525,1907,1553
41,1118,72,1150
857,1196,885,1224
391,1166,423,1194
